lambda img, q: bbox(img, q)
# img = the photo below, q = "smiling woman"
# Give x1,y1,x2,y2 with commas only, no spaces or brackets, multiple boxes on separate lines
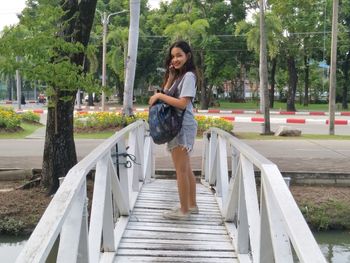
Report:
0,0,26,31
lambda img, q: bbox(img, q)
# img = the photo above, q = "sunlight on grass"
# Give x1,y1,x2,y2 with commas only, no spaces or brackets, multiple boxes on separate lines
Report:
0,123,43,139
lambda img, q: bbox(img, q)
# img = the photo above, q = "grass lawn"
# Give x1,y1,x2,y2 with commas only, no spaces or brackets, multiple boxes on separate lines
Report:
0,122,43,139
135,101,346,112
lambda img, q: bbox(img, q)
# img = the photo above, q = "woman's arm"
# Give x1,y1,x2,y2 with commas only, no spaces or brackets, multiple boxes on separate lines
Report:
149,93,191,110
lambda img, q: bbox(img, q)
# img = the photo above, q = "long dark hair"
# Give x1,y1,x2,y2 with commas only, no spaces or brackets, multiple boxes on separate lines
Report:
162,40,197,88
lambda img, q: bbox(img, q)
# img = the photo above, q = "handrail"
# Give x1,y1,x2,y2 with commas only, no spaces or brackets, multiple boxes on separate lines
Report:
16,120,154,263
202,127,326,263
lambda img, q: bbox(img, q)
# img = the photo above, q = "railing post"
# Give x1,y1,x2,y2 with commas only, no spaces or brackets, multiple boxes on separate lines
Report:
143,134,154,182
202,132,210,181
56,179,87,262
208,131,218,185
77,193,90,263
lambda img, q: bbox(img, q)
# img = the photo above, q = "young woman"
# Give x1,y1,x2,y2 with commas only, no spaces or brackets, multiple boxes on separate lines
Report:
148,40,198,220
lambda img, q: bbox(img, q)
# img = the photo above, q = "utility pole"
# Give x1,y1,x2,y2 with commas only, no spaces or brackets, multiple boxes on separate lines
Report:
16,56,21,110
98,10,127,111
259,0,271,134
329,0,339,135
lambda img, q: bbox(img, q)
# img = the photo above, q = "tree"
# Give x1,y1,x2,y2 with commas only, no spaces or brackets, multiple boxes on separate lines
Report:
339,0,350,110
235,10,282,108
42,0,98,194
259,0,271,134
0,0,98,194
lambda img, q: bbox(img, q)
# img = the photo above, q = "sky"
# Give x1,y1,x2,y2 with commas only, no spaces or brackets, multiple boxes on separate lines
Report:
0,0,26,31
0,0,166,32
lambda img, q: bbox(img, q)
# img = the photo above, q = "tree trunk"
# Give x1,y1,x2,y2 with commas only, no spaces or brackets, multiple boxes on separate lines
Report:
41,0,97,194
303,54,309,106
7,75,15,100
123,0,140,116
269,57,277,108
342,52,350,110
259,0,271,134
287,56,297,112
42,99,77,194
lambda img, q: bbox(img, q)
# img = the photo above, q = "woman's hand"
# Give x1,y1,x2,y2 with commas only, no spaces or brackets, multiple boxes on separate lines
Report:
168,64,176,80
149,93,161,106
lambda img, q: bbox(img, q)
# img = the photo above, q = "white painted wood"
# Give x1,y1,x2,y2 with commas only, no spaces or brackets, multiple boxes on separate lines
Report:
260,174,293,262
202,133,210,181
109,156,129,216
206,127,326,263
114,179,237,262
102,166,116,252
208,131,218,185
143,136,153,182
260,185,274,263
237,169,249,254
113,216,129,252
240,155,260,262
217,137,229,203
17,120,150,263
223,160,241,221
88,155,109,263
115,256,238,263
127,130,141,192
77,193,89,263
15,169,86,263
261,165,326,262
56,183,86,262
115,138,130,211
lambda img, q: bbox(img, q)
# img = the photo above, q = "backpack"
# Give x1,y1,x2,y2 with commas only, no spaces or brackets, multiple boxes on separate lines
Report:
148,77,185,145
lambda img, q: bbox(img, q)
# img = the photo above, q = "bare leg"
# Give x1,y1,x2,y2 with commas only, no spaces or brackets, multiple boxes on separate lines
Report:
171,147,197,214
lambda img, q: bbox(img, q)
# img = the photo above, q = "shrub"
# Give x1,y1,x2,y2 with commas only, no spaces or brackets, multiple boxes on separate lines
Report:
0,217,25,235
300,199,350,230
20,111,41,123
195,115,233,134
0,107,21,129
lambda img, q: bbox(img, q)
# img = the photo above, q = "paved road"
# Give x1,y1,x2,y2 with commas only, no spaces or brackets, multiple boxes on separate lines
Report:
0,111,349,175
1,136,350,175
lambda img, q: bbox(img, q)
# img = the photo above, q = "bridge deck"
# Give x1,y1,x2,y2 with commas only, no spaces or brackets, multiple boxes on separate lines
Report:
114,179,238,262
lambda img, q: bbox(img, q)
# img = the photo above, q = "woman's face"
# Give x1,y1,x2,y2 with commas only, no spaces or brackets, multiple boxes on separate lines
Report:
170,47,189,70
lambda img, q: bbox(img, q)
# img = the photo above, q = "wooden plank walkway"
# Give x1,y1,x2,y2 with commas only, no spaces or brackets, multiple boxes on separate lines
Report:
114,179,238,262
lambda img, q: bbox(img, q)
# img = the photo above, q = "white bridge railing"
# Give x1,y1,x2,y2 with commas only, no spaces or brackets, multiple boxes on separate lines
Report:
202,127,326,263
16,120,154,263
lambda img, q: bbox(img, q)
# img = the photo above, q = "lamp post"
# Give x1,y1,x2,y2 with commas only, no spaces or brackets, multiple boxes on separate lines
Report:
97,9,127,111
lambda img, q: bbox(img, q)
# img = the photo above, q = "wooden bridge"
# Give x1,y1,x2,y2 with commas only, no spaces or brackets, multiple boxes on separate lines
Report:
16,120,326,263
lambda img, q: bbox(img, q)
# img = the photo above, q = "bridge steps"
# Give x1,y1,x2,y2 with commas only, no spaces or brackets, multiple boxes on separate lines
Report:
114,179,238,262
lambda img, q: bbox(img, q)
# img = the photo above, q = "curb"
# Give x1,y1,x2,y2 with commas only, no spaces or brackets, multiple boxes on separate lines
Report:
12,108,350,126
220,116,350,125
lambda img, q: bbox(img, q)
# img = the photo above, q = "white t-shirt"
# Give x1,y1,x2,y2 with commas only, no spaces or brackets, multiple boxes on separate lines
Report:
174,71,197,126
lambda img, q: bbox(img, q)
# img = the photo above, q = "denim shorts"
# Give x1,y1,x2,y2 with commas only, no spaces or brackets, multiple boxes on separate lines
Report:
167,123,198,153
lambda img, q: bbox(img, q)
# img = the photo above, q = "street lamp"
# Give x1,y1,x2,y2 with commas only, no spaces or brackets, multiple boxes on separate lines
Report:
97,9,128,111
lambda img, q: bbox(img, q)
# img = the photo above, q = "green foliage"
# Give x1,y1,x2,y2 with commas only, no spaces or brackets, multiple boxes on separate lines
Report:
300,199,350,230
74,111,233,135
0,0,100,106
20,111,41,123
195,115,234,134
0,217,25,235
0,107,21,129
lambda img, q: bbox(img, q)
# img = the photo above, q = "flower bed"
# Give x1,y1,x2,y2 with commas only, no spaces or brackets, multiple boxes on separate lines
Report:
0,107,21,130
74,111,233,135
